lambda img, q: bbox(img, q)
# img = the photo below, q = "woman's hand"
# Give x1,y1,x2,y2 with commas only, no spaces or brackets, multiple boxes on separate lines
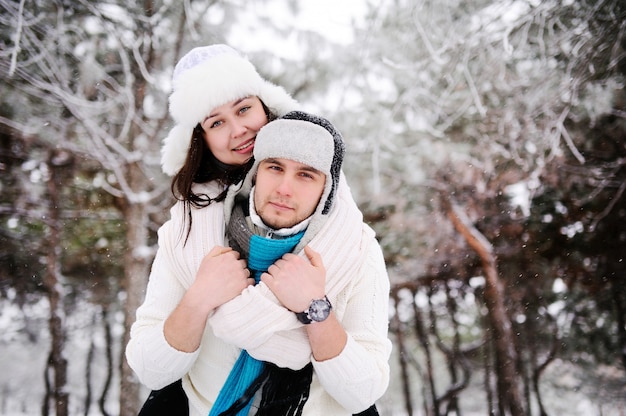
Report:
164,246,253,352
191,246,254,313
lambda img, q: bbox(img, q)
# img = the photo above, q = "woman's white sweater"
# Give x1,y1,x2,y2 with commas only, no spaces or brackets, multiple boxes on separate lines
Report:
126,179,392,415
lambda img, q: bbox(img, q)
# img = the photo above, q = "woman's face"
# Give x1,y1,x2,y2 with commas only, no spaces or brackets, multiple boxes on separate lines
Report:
200,96,268,166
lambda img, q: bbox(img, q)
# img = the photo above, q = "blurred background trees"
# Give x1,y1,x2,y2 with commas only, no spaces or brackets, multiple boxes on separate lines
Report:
0,0,624,414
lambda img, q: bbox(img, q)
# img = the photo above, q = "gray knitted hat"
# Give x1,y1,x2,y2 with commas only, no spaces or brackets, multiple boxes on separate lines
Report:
224,111,345,252
160,44,299,176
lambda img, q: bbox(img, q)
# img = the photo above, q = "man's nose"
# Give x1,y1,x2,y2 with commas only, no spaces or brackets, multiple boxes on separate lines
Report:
275,176,293,196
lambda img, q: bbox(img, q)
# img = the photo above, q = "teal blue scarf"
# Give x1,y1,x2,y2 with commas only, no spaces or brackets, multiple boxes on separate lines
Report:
210,204,304,416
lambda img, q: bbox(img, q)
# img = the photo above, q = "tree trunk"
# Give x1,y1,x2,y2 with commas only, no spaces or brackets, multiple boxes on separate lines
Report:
425,288,442,415
119,188,150,415
84,320,94,416
118,1,158,412
612,276,626,371
391,290,414,416
482,308,496,416
43,150,69,416
99,305,113,416
442,196,525,416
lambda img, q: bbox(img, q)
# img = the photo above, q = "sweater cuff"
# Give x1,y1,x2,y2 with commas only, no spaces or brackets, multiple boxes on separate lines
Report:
127,321,200,390
312,336,385,413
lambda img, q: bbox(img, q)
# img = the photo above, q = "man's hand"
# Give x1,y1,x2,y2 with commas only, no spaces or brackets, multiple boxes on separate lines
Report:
261,245,326,312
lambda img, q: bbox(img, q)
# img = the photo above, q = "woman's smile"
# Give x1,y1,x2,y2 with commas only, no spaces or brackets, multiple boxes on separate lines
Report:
233,138,255,154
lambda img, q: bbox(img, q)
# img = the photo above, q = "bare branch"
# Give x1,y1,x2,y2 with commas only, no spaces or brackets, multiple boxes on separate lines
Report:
8,0,26,76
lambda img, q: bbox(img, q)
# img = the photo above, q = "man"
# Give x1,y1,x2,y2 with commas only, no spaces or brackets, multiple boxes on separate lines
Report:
206,111,392,415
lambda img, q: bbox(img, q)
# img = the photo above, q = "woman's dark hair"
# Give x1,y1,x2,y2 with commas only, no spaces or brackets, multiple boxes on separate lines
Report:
171,101,278,240
170,124,252,206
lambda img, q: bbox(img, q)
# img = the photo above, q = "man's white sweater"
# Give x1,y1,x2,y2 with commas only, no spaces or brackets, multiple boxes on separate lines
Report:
126,179,392,415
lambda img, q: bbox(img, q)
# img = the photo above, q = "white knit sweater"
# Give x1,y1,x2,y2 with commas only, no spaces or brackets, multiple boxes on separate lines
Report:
126,178,392,416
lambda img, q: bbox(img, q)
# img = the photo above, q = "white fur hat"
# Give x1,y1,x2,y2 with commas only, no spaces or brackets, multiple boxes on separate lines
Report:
160,44,299,176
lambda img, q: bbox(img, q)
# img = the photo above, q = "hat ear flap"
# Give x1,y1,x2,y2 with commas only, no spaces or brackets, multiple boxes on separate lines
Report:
161,125,194,176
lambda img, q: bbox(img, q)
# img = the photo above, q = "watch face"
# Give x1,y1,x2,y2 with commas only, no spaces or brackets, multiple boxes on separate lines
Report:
309,298,331,322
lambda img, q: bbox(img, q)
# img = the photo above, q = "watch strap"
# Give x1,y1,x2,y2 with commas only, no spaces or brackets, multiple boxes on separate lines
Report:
295,310,313,324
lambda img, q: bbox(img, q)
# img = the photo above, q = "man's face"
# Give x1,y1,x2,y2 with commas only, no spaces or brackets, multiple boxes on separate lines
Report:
254,158,326,230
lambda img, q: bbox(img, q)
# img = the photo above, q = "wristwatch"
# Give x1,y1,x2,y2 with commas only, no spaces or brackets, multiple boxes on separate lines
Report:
295,296,332,324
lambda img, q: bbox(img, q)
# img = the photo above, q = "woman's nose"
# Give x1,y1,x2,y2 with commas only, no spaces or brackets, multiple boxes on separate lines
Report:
230,120,247,138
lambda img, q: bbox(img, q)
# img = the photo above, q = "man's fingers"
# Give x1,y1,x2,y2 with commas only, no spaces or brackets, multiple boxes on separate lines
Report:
260,272,273,286
304,245,323,268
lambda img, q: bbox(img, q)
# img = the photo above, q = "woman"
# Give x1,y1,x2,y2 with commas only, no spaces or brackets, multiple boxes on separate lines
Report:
125,45,389,416
126,44,299,413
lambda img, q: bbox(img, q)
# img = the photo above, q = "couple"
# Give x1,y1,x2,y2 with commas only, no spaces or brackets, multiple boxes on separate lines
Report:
126,44,391,416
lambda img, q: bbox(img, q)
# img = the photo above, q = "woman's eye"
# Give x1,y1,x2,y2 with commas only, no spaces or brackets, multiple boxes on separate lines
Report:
239,106,251,114
209,120,222,128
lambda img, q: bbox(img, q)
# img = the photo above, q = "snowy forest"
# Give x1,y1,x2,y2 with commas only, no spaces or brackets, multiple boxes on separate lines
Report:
1,0,625,415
